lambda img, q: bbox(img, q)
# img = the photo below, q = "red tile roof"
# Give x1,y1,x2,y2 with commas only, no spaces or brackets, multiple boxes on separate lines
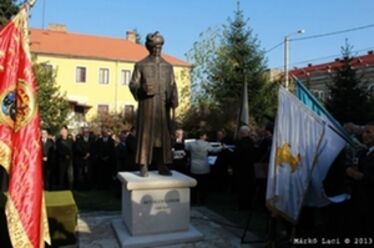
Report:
290,51,374,78
30,28,190,67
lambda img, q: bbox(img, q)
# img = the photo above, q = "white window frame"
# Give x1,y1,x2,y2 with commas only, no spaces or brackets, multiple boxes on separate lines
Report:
121,69,131,86
76,66,87,83
99,68,110,85
312,89,325,100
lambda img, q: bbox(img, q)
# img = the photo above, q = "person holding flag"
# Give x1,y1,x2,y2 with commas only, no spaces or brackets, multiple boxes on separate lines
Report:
0,0,51,247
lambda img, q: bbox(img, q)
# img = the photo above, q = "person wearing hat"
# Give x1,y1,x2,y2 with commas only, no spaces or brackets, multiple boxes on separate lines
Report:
129,32,178,177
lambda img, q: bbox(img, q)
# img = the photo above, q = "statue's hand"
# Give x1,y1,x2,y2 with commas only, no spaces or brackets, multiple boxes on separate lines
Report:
143,83,155,96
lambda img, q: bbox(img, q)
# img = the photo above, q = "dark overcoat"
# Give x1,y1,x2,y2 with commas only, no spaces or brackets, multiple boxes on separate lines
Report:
129,56,178,165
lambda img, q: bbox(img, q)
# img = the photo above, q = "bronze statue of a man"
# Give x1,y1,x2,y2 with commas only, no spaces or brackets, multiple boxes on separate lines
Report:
129,32,178,177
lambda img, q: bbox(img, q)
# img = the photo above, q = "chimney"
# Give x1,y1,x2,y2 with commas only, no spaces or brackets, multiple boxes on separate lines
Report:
126,31,136,43
368,50,373,55
48,23,67,32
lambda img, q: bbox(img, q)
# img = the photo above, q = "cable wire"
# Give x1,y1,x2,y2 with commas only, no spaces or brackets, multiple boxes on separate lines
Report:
265,41,284,54
290,24,374,41
272,46,374,69
265,24,374,54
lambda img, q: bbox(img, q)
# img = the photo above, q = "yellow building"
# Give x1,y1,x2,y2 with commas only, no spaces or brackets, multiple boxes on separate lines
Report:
30,24,191,129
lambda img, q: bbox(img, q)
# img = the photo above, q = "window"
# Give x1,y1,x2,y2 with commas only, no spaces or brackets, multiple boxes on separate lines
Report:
43,64,53,72
73,106,85,124
311,90,325,101
74,105,85,114
97,104,109,115
76,66,86,83
121,70,131,85
99,68,110,84
124,105,134,122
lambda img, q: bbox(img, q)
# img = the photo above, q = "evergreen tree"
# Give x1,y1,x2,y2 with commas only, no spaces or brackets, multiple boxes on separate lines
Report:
0,0,18,27
206,3,274,127
183,28,224,132
327,42,370,124
34,62,70,134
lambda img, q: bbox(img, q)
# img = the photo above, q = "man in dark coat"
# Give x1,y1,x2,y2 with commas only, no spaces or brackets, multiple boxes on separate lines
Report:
95,128,115,189
233,125,256,210
346,122,374,235
41,129,55,190
116,130,131,172
211,129,232,191
129,31,178,177
55,126,74,190
74,128,94,189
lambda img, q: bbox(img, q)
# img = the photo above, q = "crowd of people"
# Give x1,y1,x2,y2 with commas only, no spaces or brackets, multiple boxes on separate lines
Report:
41,124,273,206
41,126,137,191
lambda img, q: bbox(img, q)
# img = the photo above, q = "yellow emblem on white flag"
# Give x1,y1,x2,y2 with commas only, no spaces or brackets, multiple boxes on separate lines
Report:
276,144,301,173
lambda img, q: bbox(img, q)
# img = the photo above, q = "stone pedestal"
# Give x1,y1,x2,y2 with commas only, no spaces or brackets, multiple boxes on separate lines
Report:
112,170,203,248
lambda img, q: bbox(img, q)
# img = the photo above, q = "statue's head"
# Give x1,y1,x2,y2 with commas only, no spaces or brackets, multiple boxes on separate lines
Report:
145,31,164,57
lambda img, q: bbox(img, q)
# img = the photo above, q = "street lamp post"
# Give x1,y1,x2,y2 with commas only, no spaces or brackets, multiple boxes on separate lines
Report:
284,29,305,90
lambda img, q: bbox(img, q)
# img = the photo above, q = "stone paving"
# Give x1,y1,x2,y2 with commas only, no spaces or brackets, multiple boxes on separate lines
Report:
77,207,266,248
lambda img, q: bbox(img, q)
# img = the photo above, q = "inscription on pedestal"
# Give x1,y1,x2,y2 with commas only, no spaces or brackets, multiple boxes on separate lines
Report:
143,196,180,211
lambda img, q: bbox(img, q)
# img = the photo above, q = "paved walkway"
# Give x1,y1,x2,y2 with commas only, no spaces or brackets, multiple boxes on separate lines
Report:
77,207,266,248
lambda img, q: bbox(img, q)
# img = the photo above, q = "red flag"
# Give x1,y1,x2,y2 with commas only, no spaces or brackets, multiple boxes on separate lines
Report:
0,4,50,248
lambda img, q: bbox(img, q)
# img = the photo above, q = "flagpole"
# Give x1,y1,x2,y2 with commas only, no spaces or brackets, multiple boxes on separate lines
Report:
42,0,46,29
284,35,289,90
21,0,36,9
235,70,249,139
284,29,305,90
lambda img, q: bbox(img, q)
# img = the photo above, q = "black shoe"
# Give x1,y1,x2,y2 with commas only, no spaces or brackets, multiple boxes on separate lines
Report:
158,165,172,176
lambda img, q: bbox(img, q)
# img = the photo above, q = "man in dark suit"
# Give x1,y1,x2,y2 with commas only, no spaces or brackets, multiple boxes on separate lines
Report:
211,129,233,191
115,130,130,172
55,126,74,190
95,128,115,189
41,129,55,190
74,128,95,189
233,125,256,210
346,122,374,235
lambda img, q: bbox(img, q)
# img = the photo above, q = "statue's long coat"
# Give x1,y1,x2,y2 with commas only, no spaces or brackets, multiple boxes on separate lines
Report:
129,56,178,165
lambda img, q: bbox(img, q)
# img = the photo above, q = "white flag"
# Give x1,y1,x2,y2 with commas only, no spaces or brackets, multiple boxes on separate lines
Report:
303,125,346,207
266,87,325,223
295,81,347,207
